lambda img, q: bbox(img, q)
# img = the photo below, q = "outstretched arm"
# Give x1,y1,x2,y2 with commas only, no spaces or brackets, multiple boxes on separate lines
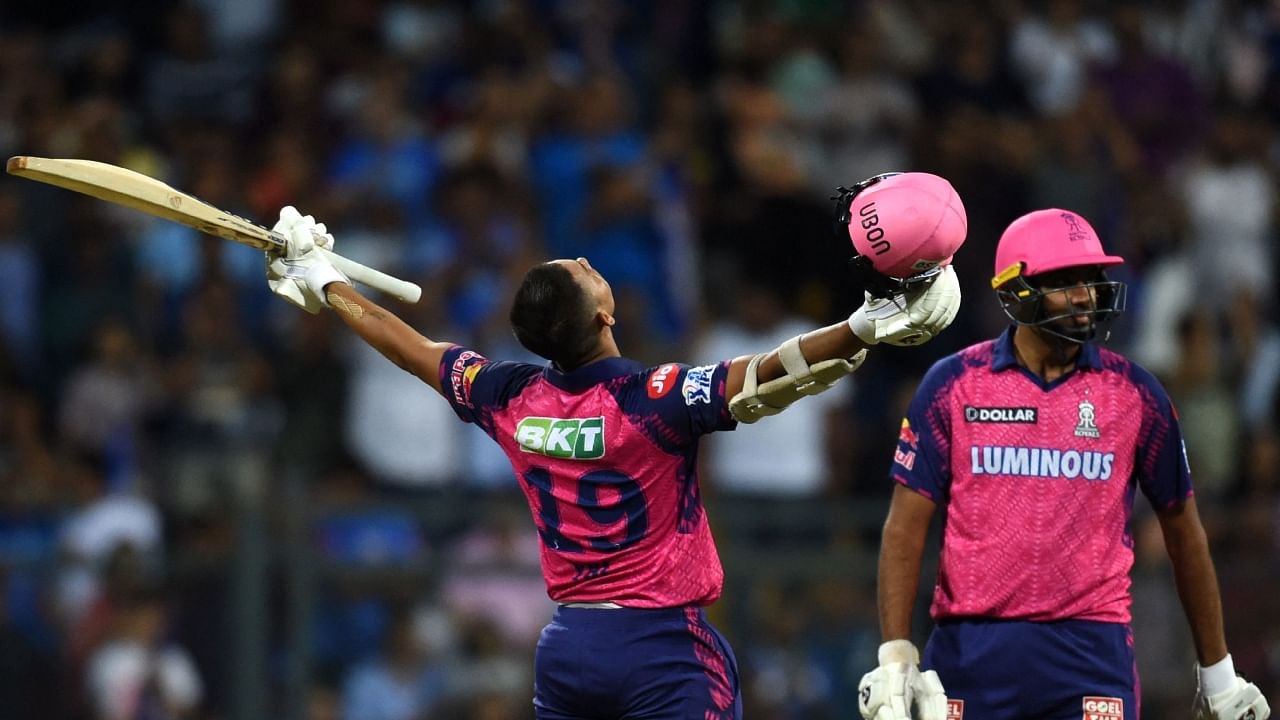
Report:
264,207,454,396
724,265,961,423
324,283,453,396
725,318,868,398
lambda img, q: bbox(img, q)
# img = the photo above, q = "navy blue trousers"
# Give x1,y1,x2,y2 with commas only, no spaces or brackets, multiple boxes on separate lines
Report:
533,605,742,720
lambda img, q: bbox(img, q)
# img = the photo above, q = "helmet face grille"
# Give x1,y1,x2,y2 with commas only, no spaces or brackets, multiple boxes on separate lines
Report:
995,274,1128,344
834,172,953,299
849,254,943,299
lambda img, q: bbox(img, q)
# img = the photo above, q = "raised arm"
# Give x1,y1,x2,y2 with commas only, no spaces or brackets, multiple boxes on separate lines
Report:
324,284,453,395
725,265,961,424
264,207,453,396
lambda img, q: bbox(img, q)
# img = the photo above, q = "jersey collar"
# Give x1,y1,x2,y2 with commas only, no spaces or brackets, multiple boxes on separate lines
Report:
543,356,644,392
991,326,1102,372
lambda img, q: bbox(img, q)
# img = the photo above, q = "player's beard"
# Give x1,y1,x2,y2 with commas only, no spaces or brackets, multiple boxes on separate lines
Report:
1030,311,1094,363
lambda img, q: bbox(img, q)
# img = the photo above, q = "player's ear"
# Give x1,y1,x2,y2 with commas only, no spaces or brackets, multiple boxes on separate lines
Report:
596,309,615,328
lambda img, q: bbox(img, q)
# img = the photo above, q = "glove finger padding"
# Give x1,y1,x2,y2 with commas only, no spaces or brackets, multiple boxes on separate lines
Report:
848,266,962,347
271,205,304,235
858,665,914,720
913,669,949,720
1195,678,1271,720
286,221,317,259
313,222,335,250
919,266,961,328
265,254,323,314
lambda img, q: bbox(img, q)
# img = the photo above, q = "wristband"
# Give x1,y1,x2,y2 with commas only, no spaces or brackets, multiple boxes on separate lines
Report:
1198,653,1236,696
878,639,920,666
306,263,351,305
848,310,877,345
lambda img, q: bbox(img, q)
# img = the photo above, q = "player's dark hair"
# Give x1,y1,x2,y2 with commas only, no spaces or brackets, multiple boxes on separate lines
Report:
510,263,597,371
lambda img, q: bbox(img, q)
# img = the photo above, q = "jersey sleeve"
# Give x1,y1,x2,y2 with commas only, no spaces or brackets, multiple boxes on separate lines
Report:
438,345,540,434
890,357,958,504
1131,367,1194,509
615,361,737,452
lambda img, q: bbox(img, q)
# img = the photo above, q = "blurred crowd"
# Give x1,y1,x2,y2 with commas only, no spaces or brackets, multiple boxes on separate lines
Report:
1,0,1279,718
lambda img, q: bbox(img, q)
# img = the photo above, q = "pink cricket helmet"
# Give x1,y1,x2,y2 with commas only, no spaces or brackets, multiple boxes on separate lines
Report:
839,172,968,284
992,208,1124,286
991,208,1128,344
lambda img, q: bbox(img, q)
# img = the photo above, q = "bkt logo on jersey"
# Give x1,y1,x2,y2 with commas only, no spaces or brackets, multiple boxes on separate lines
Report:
970,445,1115,481
516,417,606,459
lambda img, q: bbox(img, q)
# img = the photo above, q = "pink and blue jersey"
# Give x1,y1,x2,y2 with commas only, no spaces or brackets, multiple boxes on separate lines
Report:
439,346,737,608
893,328,1193,624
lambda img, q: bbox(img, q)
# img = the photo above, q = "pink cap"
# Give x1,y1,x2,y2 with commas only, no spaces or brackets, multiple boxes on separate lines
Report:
993,209,1124,284
846,172,967,279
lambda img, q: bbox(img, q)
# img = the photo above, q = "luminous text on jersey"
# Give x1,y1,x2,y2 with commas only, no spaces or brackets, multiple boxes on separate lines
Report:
516,417,606,459
969,445,1115,481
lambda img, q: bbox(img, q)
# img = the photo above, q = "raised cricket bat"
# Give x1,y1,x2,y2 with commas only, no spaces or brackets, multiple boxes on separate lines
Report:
6,156,422,303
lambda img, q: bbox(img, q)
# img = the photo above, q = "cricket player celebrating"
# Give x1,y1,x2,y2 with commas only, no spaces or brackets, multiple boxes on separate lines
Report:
858,209,1272,720
264,173,965,720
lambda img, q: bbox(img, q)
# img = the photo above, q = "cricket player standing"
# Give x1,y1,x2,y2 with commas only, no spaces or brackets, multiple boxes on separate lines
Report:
857,209,1272,720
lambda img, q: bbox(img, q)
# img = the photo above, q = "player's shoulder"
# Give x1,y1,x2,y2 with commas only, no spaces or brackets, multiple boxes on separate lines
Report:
916,339,995,392
1094,346,1173,405
443,345,543,410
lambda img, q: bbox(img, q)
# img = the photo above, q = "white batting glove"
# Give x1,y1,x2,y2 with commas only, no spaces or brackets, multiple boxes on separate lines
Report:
858,640,949,720
849,265,961,347
912,665,949,720
266,206,348,314
1194,655,1271,720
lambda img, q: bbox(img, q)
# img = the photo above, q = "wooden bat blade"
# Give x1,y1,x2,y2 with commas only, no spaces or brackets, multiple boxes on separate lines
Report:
6,156,281,252
6,156,422,303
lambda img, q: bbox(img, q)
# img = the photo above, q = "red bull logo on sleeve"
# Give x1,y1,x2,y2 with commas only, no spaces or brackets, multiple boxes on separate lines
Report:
894,447,916,470
1082,696,1123,720
450,350,486,407
899,418,919,448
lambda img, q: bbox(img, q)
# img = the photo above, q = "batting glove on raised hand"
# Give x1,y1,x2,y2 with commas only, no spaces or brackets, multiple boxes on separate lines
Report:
858,640,948,720
848,265,961,347
266,206,349,314
1194,656,1271,720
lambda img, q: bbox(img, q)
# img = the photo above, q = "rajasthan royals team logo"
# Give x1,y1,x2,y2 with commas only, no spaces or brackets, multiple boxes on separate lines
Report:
1074,400,1100,438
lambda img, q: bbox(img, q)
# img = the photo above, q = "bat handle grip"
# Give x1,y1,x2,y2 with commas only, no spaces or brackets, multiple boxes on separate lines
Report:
319,248,423,304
